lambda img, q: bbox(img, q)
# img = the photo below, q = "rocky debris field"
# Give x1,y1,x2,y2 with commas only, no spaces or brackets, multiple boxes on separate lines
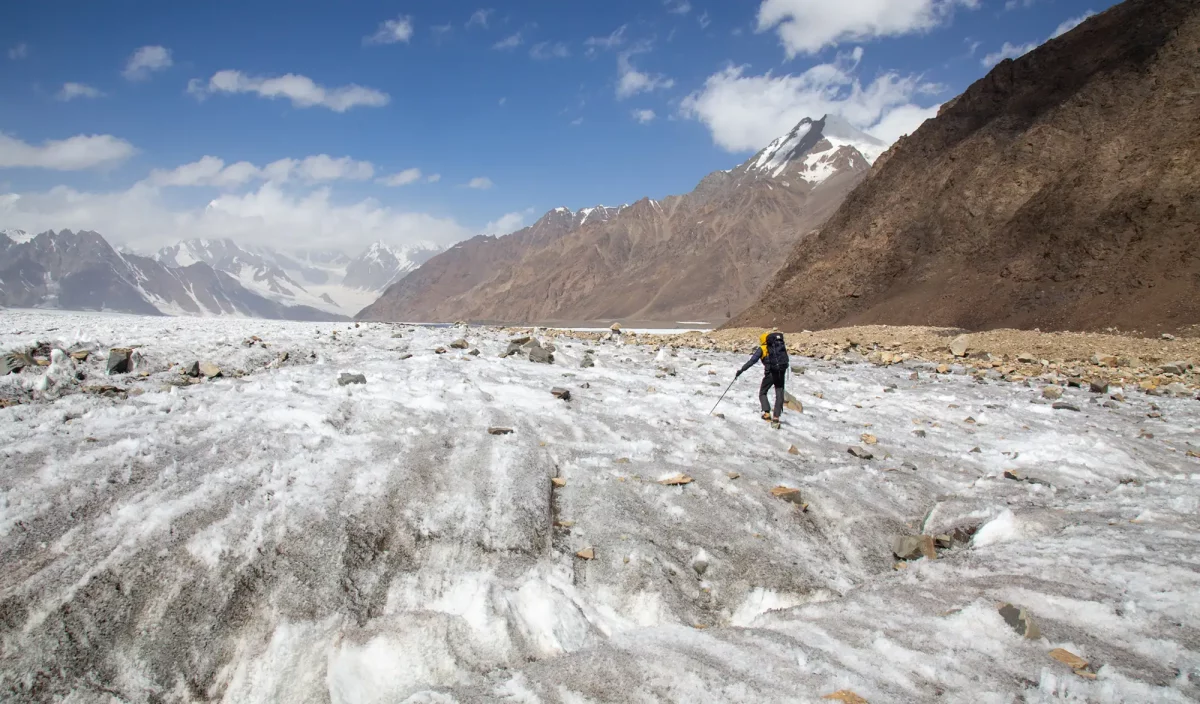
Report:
532,324,1200,401
1,310,1199,703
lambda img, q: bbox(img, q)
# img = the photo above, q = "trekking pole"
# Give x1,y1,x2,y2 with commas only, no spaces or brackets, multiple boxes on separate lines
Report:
710,377,737,415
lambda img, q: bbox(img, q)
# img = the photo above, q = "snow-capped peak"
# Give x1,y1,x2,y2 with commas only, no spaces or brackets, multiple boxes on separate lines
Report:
741,115,883,186
1,228,34,244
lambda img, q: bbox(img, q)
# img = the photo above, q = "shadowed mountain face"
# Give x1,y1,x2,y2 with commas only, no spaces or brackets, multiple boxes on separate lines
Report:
357,116,876,324
731,0,1200,335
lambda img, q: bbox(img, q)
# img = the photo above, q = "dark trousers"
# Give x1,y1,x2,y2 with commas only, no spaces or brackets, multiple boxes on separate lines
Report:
759,368,785,417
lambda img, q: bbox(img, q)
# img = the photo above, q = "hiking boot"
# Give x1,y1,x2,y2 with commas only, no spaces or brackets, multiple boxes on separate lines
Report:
761,412,772,421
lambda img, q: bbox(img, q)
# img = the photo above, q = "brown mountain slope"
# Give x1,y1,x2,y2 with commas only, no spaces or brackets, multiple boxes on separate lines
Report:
731,0,1200,335
358,116,878,324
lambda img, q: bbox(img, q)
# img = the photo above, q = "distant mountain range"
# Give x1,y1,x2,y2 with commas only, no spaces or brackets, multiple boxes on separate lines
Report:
0,229,442,320
358,114,881,324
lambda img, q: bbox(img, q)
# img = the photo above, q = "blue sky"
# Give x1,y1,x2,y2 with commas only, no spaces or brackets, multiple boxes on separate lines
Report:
0,0,1115,254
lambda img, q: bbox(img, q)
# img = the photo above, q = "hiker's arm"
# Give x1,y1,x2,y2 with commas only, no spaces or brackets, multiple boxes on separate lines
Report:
737,349,762,376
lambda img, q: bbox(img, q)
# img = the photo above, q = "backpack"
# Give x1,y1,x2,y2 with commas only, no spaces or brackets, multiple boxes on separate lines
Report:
762,332,789,371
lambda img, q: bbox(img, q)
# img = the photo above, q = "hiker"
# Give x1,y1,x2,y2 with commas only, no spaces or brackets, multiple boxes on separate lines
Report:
736,331,789,423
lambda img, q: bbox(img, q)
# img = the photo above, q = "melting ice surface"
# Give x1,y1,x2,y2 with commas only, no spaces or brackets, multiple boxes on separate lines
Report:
1,310,1198,703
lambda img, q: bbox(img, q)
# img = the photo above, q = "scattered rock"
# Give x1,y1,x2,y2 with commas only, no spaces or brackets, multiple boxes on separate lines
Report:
822,691,868,704
1052,402,1080,412
614,458,631,464
528,346,554,364
913,429,927,438
1089,380,1109,394
1163,382,1190,398
434,347,447,355
791,365,805,375
1017,352,1037,363
69,350,90,362
183,361,201,377
1090,353,1119,368
1049,648,1089,670
1042,385,1064,400
555,520,575,528
610,323,622,333
1162,333,1176,341
576,547,595,560
1110,392,1125,402
770,486,805,505
199,362,221,379
998,603,1040,639
692,558,709,576
970,447,982,453
936,364,950,374
784,391,803,413
580,355,595,368
3,353,35,375
861,433,878,445
551,387,571,401
488,427,514,435
107,348,132,375
726,472,740,479
400,353,414,360
788,445,800,455
950,335,970,357
659,474,694,486
1160,361,1188,375
449,338,469,349
1103,400,1120,409
338,373,366,386
469,348,480,356
551,477,566,488
1003,470,1053,488
893,535,937,560
848,446,874,460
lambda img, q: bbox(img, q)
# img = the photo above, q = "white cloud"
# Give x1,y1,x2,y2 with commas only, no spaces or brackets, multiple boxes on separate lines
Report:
377,168,423,186
632,109,657,124
263,155,375,183
530,41,570,60
982,10,1095,69
616,46,675,100
981,41,1037,67
680,50,940,150
146,156,259,188
699,11,712,29
465,177,494,190
1005,0,1036,9
866,103,939,144
756,0,981,58
431,23,454,40
0,132,136,170
188,70,390,112
1051,10,1095,38
665,0,692,15
585,25,627,55
493,33,523,50
467,9,494,29
56,83,105,101
570,117,584,126
482,207,536,236
123,45,173,81
365,15,414,45
426,173,442,183
498,97,507,106
146,154,375,188
0,182,473,251
8,43,28,60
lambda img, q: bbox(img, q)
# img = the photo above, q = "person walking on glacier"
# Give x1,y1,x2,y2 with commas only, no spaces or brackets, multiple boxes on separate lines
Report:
736,331,790,426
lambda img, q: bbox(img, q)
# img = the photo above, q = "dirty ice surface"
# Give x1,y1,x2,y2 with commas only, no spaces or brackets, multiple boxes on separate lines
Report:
1,310,1199,703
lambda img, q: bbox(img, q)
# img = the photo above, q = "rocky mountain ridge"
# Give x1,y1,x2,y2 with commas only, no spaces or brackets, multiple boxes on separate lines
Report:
731,0,1200,335
358,114,880,324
